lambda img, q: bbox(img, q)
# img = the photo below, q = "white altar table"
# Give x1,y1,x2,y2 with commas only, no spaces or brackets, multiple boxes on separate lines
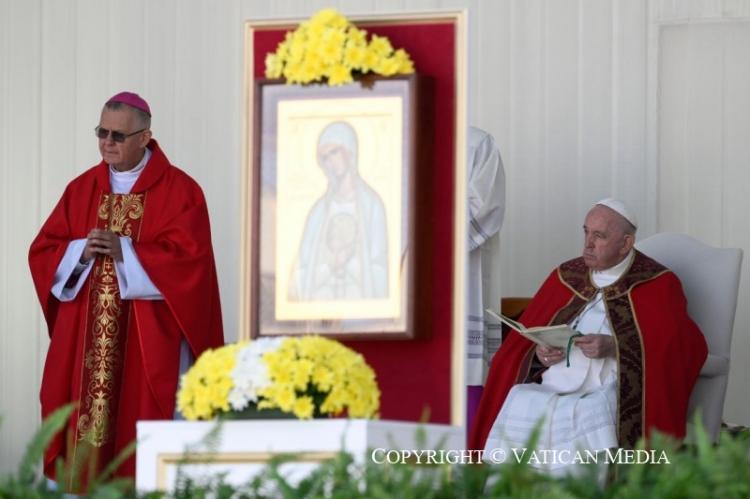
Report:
136,419,464,492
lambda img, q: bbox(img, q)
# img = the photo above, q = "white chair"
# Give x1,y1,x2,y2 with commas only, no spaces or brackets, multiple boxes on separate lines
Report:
636,233,743,441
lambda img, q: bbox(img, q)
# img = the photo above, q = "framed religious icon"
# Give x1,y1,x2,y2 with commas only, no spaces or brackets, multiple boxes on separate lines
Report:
248,75,433,339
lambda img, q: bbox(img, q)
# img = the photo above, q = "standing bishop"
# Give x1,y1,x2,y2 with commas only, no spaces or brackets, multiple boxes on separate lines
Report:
29,92,224,492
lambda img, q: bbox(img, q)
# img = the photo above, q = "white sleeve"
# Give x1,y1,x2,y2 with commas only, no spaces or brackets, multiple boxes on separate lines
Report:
467,130,506,251
114,237,164,300
51,239,94,301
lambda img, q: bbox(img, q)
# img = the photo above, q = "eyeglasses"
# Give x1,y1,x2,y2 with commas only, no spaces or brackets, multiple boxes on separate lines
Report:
94,126,147,143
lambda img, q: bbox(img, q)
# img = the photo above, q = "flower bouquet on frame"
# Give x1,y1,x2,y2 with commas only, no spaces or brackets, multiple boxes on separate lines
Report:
177,336,380,420
264,8,415,86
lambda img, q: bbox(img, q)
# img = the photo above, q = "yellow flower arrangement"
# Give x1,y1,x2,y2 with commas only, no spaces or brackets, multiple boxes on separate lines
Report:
265,8,415,86
177,336,380,420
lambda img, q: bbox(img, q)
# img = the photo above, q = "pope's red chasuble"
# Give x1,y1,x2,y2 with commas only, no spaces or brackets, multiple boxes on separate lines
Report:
469,251,707,451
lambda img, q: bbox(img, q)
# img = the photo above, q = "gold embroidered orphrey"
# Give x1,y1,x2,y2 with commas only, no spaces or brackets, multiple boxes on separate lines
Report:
75,193,145,454
553,252,668,447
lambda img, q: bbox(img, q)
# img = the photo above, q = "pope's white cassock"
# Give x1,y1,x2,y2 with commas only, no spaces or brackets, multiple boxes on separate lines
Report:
483,250,636,476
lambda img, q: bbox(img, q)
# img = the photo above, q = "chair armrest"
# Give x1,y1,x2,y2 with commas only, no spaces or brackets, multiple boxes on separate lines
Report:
700,354,729,377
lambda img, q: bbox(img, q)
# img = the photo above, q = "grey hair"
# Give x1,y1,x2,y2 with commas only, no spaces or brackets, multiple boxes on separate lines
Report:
103,101,151,129
614,214,637,236
591,204,637,237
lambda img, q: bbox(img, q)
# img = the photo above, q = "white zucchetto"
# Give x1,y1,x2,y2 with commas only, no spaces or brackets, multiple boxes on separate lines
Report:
595,198,638,229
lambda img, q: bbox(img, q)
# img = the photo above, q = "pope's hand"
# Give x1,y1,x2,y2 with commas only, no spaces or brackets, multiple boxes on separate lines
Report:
574,334,615,359
536,344,564,367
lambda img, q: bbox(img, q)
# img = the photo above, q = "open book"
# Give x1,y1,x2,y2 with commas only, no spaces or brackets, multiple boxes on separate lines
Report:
485,309,581,349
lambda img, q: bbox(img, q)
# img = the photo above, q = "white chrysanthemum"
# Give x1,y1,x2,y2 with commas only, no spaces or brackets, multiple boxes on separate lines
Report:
228,337,285,410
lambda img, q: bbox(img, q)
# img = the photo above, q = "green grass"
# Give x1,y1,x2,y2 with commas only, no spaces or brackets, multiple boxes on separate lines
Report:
2,408,749,498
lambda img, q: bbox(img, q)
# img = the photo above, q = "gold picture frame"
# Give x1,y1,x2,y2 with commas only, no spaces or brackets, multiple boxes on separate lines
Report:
250,75,432,339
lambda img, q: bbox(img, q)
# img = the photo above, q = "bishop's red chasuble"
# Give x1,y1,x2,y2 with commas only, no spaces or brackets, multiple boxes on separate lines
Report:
469,251,707,451
29,140,224,491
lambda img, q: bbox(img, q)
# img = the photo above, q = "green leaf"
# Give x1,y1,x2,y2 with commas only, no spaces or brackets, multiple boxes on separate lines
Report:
17,404,75,485
88,440,136,490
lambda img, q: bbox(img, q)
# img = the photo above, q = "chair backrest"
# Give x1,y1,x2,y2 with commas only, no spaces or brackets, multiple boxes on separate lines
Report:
636,233,742,359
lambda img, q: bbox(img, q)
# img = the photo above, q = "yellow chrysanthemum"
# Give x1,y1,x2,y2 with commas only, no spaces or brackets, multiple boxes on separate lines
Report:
292,358,314,390
319,39,343,65
306,19,326,39
310,8,349,30
298,61,320,84
327,64,353,86
343,44,367,69
282,61,303,83
361,48,382,73
287,33,306,64
265,53,282,79
368,35,393,57
293,396,315,419
348,27,368,45
393,49,415,74
276,39,290,57
322,28,346,50
311,365,335,391
275,386,296,412
266,359,293,385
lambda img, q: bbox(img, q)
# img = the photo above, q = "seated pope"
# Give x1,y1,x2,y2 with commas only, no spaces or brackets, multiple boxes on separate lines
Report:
469,198,708,474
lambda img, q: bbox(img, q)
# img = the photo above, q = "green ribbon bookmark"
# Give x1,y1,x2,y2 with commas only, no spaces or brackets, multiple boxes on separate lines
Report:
566,333,584,367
